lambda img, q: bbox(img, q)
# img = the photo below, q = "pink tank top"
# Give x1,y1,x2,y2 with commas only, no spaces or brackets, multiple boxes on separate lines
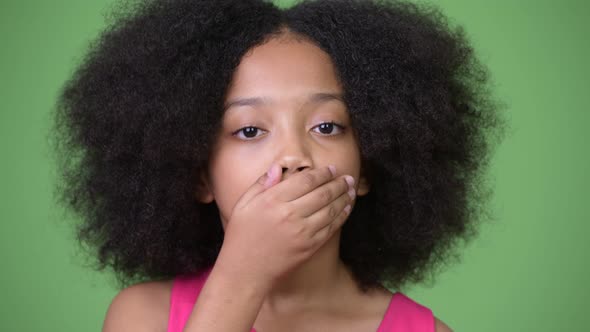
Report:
167,267,434,332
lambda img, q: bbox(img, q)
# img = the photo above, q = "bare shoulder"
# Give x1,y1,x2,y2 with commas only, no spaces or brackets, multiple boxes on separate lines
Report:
435,316,453,332
102,279,174,332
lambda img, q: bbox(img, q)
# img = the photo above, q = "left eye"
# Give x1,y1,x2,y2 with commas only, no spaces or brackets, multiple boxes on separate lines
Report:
312,122,345,136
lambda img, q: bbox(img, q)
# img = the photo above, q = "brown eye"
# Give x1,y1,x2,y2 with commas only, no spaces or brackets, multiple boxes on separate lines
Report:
232,126,266,140
312,122,345,136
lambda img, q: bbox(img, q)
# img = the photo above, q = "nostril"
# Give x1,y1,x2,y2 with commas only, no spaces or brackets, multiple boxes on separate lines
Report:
282,166,309,174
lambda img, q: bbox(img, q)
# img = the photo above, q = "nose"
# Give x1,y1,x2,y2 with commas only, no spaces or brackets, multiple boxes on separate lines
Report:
275,134,313,180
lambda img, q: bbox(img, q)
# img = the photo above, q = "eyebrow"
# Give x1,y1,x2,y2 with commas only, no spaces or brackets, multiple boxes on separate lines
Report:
223,92,345,112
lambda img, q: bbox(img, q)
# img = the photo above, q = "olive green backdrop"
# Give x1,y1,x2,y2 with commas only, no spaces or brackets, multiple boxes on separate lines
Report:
1,0,588,331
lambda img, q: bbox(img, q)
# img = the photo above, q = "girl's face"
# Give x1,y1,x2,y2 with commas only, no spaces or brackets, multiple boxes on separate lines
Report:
197,33,370,229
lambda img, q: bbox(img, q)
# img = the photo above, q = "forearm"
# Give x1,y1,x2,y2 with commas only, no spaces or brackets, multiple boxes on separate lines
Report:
183,257,269,332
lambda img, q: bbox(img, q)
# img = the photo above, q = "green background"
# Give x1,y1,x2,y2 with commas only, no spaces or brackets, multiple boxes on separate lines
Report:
1,0,588,330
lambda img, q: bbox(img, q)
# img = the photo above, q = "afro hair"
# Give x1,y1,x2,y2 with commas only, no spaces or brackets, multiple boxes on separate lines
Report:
51,0,507,291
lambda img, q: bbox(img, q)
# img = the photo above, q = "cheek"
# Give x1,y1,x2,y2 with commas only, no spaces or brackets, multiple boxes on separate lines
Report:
329,140,361,173
209,152,263,214
210,172,243,223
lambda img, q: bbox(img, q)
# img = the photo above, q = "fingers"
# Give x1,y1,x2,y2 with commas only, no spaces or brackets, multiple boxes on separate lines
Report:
273,165,337,202
309,190,353,243
293,174,355,245
264,163,282,188
292,174,354,218
304,184,354,233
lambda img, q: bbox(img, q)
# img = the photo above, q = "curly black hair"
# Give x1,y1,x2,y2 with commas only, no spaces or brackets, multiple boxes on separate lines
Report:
50,0,507,292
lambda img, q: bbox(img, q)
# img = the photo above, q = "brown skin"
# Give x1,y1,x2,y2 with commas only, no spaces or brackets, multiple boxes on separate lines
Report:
102,280,452,332
197,32,371,309
102,280,451,331
102,32,453,332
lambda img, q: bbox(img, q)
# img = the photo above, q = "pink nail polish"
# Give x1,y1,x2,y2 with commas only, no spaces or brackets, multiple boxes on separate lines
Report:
267,164,277,180
344,205,351,214
328,165,336,176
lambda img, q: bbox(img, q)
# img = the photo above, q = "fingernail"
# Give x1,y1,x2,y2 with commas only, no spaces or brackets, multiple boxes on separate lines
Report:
328,165,336,176
267,164,277,181
348,188,356,200
344,205,351,214
344,175,355,188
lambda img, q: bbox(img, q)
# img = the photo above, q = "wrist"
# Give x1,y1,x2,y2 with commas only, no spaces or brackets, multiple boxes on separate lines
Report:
212,246,273,296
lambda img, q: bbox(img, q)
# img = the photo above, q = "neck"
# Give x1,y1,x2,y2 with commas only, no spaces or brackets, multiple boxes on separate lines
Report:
260,231,358,312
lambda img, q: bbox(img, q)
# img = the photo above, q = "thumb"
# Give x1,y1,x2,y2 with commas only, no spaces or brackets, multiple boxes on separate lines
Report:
262,163,281,188
237,163,282,208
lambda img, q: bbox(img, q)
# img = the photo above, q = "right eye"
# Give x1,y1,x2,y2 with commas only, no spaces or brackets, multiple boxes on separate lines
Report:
232,126,267,140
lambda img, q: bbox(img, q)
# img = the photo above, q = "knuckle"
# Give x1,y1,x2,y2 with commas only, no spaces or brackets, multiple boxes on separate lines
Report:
320,188,333,204
327,223,334,233
328,206,337,219
291,222,306,237
295,235,314,251
302,240,315,252
324,223,334,235
320,224,333,239
281,207,296,221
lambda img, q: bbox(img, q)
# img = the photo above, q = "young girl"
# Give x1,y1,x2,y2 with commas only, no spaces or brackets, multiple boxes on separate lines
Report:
51,0,505,331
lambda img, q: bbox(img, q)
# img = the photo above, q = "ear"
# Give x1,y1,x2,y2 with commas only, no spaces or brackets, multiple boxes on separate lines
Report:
194,168,214,204
356,173,370,196
356,161,370,196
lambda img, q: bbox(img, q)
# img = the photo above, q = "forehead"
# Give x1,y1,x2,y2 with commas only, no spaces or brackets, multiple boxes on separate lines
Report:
224,35,343,104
